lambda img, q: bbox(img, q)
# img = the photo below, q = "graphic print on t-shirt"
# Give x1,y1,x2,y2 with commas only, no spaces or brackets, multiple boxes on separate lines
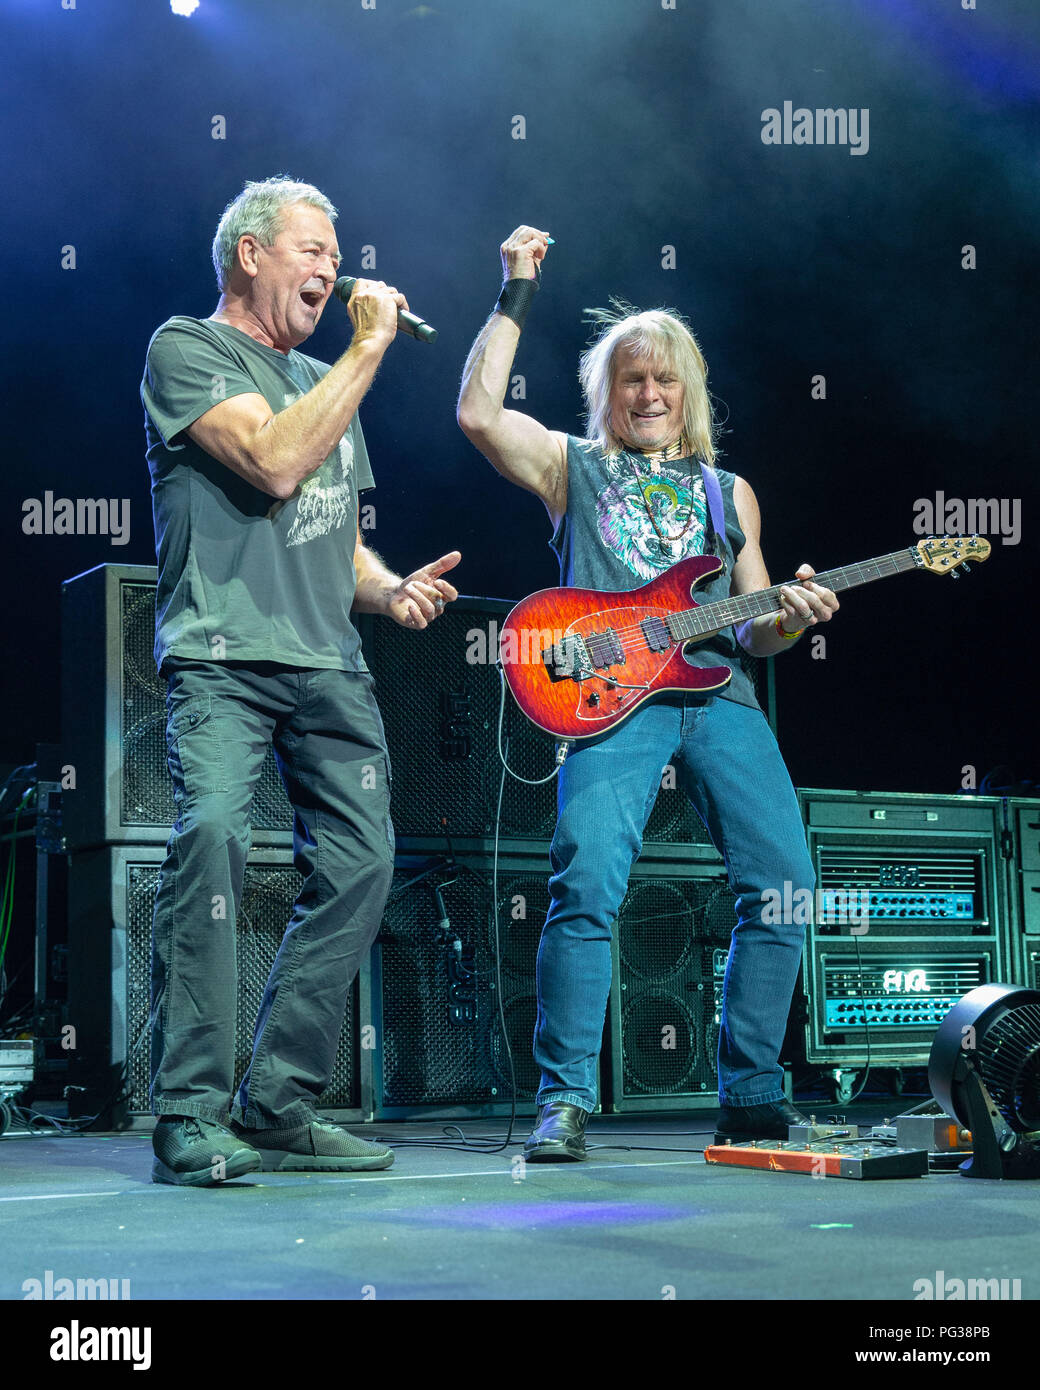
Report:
283,392,357,548
596,457,708,582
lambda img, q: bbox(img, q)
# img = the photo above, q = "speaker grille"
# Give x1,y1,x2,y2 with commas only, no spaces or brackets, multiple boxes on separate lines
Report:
123,859,359,1111
621,991,703,1094
615,876,734,1097
365,606,558,840
120,582,294,833
376,859,544,1108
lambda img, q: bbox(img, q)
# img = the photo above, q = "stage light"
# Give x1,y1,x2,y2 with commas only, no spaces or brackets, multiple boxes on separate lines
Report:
170,0,200,16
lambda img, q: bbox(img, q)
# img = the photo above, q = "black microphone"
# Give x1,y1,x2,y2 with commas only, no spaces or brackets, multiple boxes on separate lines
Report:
333,276,438,344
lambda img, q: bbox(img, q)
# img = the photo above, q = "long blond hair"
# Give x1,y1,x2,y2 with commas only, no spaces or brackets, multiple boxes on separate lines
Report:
579,302,718,463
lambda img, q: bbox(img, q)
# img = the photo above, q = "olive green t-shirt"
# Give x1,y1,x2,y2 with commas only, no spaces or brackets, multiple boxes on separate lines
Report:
141,316,374,672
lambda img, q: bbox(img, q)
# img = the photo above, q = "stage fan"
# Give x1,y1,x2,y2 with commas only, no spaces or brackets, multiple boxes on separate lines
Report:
929,983,1040,1179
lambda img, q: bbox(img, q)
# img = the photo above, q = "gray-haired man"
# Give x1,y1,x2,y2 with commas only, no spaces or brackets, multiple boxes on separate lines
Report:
141,177,459,1185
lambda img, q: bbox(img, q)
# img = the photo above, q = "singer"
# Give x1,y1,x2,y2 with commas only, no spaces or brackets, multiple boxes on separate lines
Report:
140,176,460,1185
457,226,838,1161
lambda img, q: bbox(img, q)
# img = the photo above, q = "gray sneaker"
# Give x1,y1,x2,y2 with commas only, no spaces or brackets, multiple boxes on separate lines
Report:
151,1115,262,1187
235,1118,395,1172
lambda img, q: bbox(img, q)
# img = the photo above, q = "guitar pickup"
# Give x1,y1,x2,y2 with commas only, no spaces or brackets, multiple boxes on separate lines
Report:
542,634,592,683
585,627,625,669
640,614,671,653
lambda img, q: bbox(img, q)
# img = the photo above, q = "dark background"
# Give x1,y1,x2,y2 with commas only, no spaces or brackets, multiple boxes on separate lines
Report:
2,0,1037,793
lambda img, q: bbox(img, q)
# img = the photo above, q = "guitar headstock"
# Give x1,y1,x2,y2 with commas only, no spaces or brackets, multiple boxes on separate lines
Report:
914,534,992,576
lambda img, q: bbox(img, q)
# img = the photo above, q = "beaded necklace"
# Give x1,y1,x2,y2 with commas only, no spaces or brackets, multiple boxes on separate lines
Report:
622,435,699,558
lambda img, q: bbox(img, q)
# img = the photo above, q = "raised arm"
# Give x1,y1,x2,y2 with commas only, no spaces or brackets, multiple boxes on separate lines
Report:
186,280,405,500
457,226,568,528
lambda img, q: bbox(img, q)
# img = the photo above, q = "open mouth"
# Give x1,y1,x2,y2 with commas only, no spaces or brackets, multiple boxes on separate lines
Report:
300,289,324,308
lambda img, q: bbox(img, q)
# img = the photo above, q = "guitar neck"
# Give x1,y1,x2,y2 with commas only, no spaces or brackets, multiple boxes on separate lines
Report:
677,547,921,638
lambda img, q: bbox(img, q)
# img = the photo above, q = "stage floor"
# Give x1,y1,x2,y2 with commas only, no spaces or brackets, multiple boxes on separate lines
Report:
2,1102,1038,1304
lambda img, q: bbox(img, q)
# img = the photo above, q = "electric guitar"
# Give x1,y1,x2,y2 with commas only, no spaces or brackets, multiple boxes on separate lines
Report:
500,535,990,740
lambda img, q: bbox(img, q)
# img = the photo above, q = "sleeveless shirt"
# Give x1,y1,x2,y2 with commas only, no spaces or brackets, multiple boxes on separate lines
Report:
548,435,761,712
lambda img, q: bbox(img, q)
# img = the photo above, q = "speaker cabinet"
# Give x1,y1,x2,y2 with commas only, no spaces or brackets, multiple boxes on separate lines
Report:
66,844,363,1126
604,862,737,1111
370,841,559,1118
61,564,293,851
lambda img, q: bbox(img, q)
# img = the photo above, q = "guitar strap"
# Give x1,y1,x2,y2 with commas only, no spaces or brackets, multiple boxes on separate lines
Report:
700,462,727,567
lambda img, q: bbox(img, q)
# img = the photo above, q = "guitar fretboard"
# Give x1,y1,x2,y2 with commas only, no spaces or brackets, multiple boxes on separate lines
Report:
672,547,920,639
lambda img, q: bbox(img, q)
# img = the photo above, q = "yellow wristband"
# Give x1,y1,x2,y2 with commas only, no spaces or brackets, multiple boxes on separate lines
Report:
775,612,804,641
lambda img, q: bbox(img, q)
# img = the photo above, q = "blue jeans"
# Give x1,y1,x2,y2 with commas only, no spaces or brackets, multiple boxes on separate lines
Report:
150,659,395,1129
533,696,814,1111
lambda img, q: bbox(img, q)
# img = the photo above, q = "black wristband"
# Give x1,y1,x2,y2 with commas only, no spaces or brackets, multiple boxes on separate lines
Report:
495,276,538,330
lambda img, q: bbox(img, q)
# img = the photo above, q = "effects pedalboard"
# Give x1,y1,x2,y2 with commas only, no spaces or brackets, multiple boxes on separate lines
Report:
702,1116,958,1180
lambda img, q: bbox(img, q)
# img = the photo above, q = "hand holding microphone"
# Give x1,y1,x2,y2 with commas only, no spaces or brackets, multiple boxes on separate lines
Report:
334,276,438,345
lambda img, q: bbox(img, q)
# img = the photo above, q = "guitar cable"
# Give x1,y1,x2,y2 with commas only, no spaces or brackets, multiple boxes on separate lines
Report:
488,663,884,1124
494,662,572,784
474,672,714,1160
483,668,715,1159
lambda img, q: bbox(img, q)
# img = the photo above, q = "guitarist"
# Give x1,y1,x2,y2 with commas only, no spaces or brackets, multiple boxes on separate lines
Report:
457,226,839,1160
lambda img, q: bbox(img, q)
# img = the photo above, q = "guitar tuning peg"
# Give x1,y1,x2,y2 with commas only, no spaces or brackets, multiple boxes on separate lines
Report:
962,562,971,574
950,568,961,579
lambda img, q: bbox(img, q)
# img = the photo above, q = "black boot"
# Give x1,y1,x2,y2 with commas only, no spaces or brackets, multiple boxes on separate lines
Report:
713,1097,808,1145
523,1102,590,1162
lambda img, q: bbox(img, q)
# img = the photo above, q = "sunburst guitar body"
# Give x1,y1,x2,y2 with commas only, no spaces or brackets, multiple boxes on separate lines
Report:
499,536,990,741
